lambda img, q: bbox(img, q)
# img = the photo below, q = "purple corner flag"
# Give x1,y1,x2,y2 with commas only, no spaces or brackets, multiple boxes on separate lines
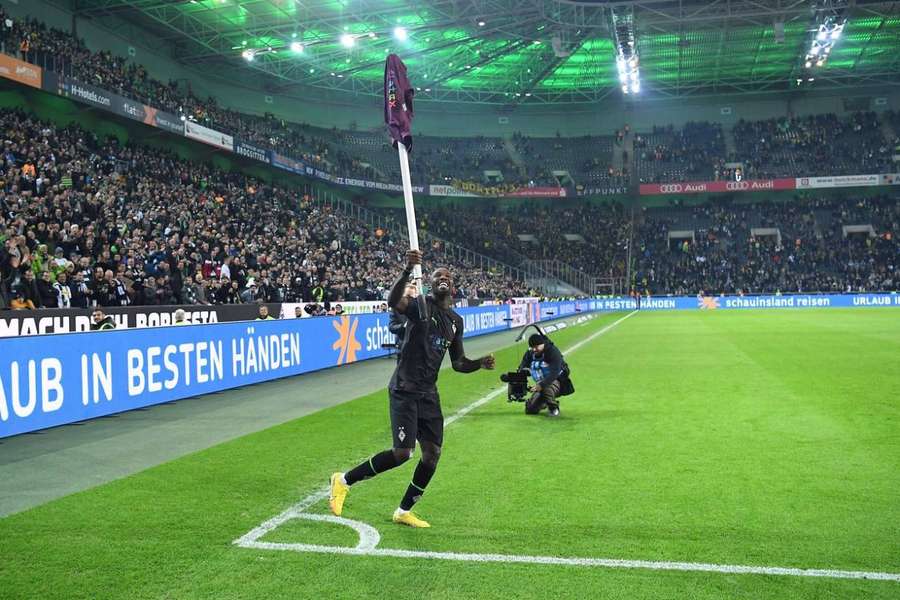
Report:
384,53,414,151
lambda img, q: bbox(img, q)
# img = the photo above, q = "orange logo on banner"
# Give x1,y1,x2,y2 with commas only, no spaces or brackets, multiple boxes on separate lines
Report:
143,105,157,126
0,54,41,89
332,316,362,365
698,297,720,310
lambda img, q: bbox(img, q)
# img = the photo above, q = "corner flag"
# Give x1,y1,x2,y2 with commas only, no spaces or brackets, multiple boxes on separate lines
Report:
384,53,414,151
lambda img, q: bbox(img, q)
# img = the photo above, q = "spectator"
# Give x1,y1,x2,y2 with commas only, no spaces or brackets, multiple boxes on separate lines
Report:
19,270,41,308
255,305,276,320
90,308,116,330
37,270,57,308
53,272,72,308
9,287,35,310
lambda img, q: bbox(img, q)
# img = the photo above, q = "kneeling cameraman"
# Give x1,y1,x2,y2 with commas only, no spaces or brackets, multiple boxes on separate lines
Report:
520,334,573,417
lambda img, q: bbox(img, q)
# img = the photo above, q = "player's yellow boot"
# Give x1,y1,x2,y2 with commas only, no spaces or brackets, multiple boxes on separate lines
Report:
329,473,349,516
392,508,430,528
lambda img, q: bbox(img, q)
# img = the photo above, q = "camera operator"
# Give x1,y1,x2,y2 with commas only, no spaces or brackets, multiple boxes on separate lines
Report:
519,334,572,417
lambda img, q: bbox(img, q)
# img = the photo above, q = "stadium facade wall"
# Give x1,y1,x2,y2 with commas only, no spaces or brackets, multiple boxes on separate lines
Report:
9,0,900,138
8,72,897,200
0,300,594,438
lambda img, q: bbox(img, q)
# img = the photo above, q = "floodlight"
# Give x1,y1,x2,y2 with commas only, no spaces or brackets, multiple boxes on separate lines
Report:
340,33,355,48
393,26,407,41
611,7,639,97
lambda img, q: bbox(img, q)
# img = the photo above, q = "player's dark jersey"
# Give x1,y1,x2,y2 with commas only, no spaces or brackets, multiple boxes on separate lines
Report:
389,296,465,393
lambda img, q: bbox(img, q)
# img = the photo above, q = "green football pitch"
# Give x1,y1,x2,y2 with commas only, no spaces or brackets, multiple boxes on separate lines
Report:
1,309,898,599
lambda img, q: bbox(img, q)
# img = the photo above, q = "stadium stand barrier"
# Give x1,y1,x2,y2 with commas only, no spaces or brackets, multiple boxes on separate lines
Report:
0,303,280,337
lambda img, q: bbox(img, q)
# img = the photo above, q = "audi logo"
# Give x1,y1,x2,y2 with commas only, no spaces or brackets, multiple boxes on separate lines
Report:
726,181,750,190
659,184,683,193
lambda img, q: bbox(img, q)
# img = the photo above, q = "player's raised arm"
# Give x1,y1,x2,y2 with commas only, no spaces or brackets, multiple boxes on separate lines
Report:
388,249,422,313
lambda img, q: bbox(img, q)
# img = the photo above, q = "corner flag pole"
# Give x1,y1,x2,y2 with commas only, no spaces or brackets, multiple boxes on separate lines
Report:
384,53,422,290
397,141,423,289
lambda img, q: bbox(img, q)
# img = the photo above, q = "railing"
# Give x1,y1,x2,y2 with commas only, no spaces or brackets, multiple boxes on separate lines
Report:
523,259,622,296
365,204,609,294
594,276,626,296
1,46,75,78
302,186,564,292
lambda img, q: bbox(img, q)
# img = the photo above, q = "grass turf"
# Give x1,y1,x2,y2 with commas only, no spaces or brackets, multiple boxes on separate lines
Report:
0,308,898,599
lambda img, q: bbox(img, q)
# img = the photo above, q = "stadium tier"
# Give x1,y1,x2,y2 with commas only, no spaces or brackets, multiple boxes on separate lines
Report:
1,100,895,311
1,8,898,193
634,196,898,295
0,109,532,309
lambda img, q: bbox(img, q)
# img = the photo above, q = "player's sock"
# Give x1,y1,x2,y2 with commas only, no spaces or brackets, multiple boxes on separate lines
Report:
344,450,401,485
399,461,436,511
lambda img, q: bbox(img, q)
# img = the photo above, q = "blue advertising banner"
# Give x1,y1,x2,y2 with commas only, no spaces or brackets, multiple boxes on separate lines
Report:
0,319,303,438
457,305,510,336
0,303,590,438
538,300,592,320
593,293,900,311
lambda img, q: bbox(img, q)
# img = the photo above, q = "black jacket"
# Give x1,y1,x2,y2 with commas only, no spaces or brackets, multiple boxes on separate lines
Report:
37,279,57,308
20,277,41,307
518,341,574,396
90,316,116,331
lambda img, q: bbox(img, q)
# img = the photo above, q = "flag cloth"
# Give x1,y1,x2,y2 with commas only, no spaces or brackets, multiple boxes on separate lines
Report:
384,53,414,151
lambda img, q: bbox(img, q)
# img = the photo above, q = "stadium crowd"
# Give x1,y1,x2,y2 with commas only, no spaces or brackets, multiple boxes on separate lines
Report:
397,203,630,279
633,196,898,295
732,112,894,179
0,101,894,310
635,122,727,184
3,9,900,192
0,109,530,310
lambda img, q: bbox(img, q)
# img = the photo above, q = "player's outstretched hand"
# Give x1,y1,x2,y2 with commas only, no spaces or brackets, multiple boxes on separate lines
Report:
480,354,496,370
406,249,423,268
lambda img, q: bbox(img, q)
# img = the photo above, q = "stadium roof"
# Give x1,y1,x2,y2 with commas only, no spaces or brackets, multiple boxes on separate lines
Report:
75,0,900,105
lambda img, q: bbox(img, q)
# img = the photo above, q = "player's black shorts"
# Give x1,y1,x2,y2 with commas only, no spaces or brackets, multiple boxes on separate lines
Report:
389,387,444,449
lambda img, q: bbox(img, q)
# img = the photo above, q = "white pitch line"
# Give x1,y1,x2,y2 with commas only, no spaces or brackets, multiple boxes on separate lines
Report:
233,308,900,583
237,540,900,582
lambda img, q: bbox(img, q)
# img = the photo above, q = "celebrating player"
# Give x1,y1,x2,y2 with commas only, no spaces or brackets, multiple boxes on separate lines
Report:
328,249,495,528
